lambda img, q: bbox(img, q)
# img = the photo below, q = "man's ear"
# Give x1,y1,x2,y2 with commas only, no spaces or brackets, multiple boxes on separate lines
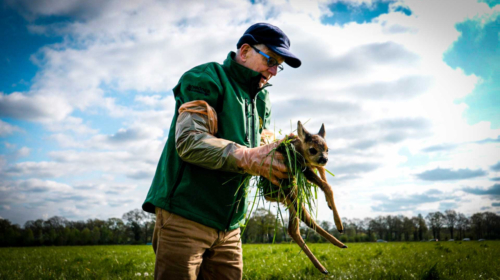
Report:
318,123,326,138
238,44,251,62
297,121,311,142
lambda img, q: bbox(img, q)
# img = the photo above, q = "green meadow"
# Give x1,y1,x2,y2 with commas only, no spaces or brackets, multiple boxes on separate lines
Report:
0,241,498,279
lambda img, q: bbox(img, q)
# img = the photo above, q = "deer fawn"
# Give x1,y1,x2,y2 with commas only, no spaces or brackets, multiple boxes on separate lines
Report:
263,121,346,274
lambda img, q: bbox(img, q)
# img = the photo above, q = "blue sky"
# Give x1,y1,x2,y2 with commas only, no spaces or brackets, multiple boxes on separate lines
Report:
322,0,412,26
444,13,500,128
0,7,61,93
0,0,499,226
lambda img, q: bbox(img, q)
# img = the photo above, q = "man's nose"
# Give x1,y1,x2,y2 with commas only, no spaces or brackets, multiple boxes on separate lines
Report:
268,65,278,76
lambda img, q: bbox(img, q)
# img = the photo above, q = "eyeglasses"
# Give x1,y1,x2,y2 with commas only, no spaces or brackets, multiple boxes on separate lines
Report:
250,45,284,72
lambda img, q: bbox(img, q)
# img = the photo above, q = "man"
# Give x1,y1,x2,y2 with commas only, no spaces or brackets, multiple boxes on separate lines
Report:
142,23,301,279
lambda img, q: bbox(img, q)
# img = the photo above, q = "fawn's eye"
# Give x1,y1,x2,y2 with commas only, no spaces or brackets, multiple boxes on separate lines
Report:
308,148,317,155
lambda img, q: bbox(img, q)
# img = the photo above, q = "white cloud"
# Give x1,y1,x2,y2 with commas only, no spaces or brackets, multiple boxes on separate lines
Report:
0,92,72,122
15,147,31,158
45,116,97,135
0,120,22,137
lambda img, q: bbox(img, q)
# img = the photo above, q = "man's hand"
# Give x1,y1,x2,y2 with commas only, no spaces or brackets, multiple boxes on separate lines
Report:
233,141,290,186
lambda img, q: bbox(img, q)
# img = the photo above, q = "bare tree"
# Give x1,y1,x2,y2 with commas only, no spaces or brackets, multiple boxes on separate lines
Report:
483,212,499,239
426,212,445,240
445,210,457,239
456,213,468,240
471,213,484,239
106,218,126,244
123,209,147,243
402,217,413,241
411,217,419,241
417,214,427,241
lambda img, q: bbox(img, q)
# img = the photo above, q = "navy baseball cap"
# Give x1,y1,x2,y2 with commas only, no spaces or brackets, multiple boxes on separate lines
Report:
237,23,301,68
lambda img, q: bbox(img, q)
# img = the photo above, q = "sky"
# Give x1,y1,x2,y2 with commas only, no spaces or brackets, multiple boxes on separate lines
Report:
0,0,499,226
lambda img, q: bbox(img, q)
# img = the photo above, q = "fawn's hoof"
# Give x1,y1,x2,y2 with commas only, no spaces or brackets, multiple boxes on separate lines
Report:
342,245,348,249
338,230,343,234
323,270,329,275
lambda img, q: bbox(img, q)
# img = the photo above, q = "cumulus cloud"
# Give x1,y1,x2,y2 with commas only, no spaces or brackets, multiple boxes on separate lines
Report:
107,197,135,207
0,179,71,193
342,75,432,100
329,162,380,175
421,143,458,152
45,116,97,135
2,161,71,178
0,92,72,122
127,170,155,180
371,189,458,212
475,136,500,144
439,201,459,211
0,120,22,137
416,168,487,181
490,161,500,172
282,41,420,89
418,135,499,154
330,118,431,140
14,147,30,159
324,117,433,158
272,99,361,122
462,183,500,197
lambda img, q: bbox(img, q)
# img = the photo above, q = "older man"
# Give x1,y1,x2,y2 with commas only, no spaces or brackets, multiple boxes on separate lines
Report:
142,23,301,279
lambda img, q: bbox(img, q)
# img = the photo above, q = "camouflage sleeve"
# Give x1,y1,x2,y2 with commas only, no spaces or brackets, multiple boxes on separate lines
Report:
175,100,245,173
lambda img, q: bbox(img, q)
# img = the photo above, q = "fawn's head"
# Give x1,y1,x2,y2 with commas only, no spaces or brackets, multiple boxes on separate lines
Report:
297,121,328,167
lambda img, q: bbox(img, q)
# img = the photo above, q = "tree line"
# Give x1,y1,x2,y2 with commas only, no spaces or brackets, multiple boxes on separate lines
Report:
241,209,500,244
0,209,155,247
1,209,499,247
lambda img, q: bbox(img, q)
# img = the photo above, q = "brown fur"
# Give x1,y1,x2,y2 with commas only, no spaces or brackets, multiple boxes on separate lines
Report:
264,121,345,275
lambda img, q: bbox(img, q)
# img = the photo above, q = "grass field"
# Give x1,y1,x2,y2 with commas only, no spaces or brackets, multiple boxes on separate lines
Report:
0,241,498,279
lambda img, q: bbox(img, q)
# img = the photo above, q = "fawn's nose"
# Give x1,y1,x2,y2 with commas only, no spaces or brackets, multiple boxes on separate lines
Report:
318,157,328,164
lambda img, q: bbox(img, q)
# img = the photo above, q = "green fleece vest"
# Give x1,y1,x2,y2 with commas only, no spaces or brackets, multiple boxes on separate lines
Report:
142,52,272,231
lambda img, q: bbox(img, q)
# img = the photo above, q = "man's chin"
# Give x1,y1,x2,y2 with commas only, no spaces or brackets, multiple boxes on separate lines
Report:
260,77,269,87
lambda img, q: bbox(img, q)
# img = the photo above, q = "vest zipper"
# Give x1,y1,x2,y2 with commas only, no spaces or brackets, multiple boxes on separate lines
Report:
250,96,255,148
225,78,262,230
244,99,249,143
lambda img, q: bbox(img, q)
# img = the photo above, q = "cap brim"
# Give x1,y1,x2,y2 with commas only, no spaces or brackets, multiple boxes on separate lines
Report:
267,45,301,68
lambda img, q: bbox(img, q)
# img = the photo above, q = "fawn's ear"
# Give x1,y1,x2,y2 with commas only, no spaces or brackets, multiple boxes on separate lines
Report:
297,121,312,142
318,123,326,138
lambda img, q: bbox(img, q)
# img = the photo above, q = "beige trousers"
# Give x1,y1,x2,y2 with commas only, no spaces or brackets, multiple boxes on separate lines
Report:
152,207,243,280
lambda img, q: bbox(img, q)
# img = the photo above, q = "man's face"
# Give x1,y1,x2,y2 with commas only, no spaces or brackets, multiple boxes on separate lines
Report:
243,44,285,88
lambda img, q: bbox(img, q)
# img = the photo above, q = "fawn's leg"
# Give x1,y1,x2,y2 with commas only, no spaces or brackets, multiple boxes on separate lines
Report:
286,197,329,275
317,167,344,233
295,201,347,249
303,167,344,233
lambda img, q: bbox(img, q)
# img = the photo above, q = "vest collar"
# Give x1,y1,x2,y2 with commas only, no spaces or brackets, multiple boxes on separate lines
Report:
223,52,263,84
223,52,273,97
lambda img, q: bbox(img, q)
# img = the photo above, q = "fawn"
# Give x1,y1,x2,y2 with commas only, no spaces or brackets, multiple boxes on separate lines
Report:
264,121,346,274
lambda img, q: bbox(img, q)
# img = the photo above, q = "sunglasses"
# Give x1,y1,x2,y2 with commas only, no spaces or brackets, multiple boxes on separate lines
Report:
250,45,284,72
